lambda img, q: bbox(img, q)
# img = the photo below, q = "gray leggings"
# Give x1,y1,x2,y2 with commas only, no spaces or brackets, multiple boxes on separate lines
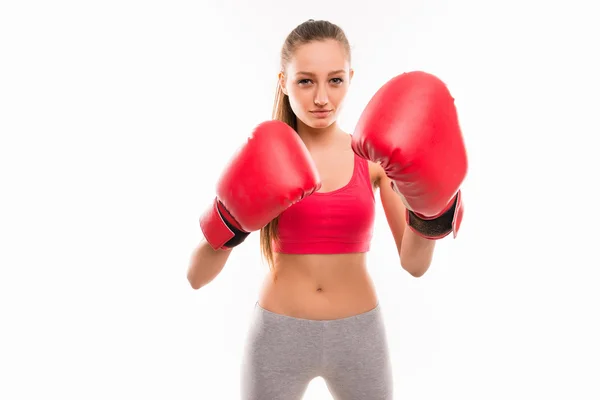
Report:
240,302,393,400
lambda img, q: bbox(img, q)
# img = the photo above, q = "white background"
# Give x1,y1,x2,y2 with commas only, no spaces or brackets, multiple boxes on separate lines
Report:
1,0,599,399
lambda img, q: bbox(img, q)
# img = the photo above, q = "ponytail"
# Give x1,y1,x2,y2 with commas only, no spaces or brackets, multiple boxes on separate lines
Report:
259,80,297,270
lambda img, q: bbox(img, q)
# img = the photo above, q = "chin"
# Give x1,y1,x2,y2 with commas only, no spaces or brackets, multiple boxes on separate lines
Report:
302,115,336,129
312,120,333,129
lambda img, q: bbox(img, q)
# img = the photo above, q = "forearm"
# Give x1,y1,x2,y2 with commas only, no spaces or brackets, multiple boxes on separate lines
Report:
399,225,435,277
378,175,436,277
186,239,232,289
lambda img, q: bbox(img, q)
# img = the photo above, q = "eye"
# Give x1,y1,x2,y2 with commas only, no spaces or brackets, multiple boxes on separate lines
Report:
298,79,312,85
331,77,344,84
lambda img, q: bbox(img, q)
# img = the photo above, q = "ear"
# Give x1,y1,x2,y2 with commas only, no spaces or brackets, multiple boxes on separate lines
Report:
278,71,288,95
349,68,354,82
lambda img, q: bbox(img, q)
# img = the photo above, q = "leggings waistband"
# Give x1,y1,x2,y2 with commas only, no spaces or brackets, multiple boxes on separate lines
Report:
253,301,382,326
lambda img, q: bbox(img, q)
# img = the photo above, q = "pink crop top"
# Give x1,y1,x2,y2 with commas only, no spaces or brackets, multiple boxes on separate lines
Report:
273,153,376,254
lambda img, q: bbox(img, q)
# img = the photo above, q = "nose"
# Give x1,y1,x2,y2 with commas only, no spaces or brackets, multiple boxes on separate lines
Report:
314,85,329,107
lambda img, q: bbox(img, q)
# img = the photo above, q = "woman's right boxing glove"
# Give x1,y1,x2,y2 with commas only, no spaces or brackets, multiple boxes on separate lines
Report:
199,120,321,250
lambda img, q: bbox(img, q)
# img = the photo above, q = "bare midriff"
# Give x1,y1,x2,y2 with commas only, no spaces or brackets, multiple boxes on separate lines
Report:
257,252,379,320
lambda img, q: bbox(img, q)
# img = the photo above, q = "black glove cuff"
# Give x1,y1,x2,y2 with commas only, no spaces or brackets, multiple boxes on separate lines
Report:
408,195,458,238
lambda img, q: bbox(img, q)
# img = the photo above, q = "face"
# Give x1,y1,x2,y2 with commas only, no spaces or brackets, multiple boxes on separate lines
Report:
280,39,353,130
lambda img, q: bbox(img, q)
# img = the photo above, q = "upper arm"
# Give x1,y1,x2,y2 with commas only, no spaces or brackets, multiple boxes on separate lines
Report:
368,161,407,252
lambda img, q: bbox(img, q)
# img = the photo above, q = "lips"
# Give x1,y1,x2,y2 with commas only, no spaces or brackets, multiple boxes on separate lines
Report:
310,110,332,117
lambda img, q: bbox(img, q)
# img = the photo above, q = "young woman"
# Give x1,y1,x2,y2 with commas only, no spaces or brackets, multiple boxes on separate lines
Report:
188,19,466,400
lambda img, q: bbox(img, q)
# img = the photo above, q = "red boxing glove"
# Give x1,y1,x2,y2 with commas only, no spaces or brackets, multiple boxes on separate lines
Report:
352,71,468,239
200,120,321,250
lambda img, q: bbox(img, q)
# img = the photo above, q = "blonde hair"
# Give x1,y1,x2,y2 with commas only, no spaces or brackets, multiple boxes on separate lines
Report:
259,19,351,270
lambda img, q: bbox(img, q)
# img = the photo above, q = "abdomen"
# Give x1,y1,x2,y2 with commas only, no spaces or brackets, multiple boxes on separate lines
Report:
257,253,379,320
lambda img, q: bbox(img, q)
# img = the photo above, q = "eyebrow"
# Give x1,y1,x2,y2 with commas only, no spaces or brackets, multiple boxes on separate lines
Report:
296,69,346,76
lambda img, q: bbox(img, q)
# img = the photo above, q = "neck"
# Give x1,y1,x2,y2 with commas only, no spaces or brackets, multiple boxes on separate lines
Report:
296,120,341,150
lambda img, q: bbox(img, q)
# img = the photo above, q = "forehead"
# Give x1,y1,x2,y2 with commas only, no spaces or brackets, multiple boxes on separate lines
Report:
288,39,349,74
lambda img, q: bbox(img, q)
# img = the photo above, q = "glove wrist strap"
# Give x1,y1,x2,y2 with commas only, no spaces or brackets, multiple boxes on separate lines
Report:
199,198,250,250
215,200,250,249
